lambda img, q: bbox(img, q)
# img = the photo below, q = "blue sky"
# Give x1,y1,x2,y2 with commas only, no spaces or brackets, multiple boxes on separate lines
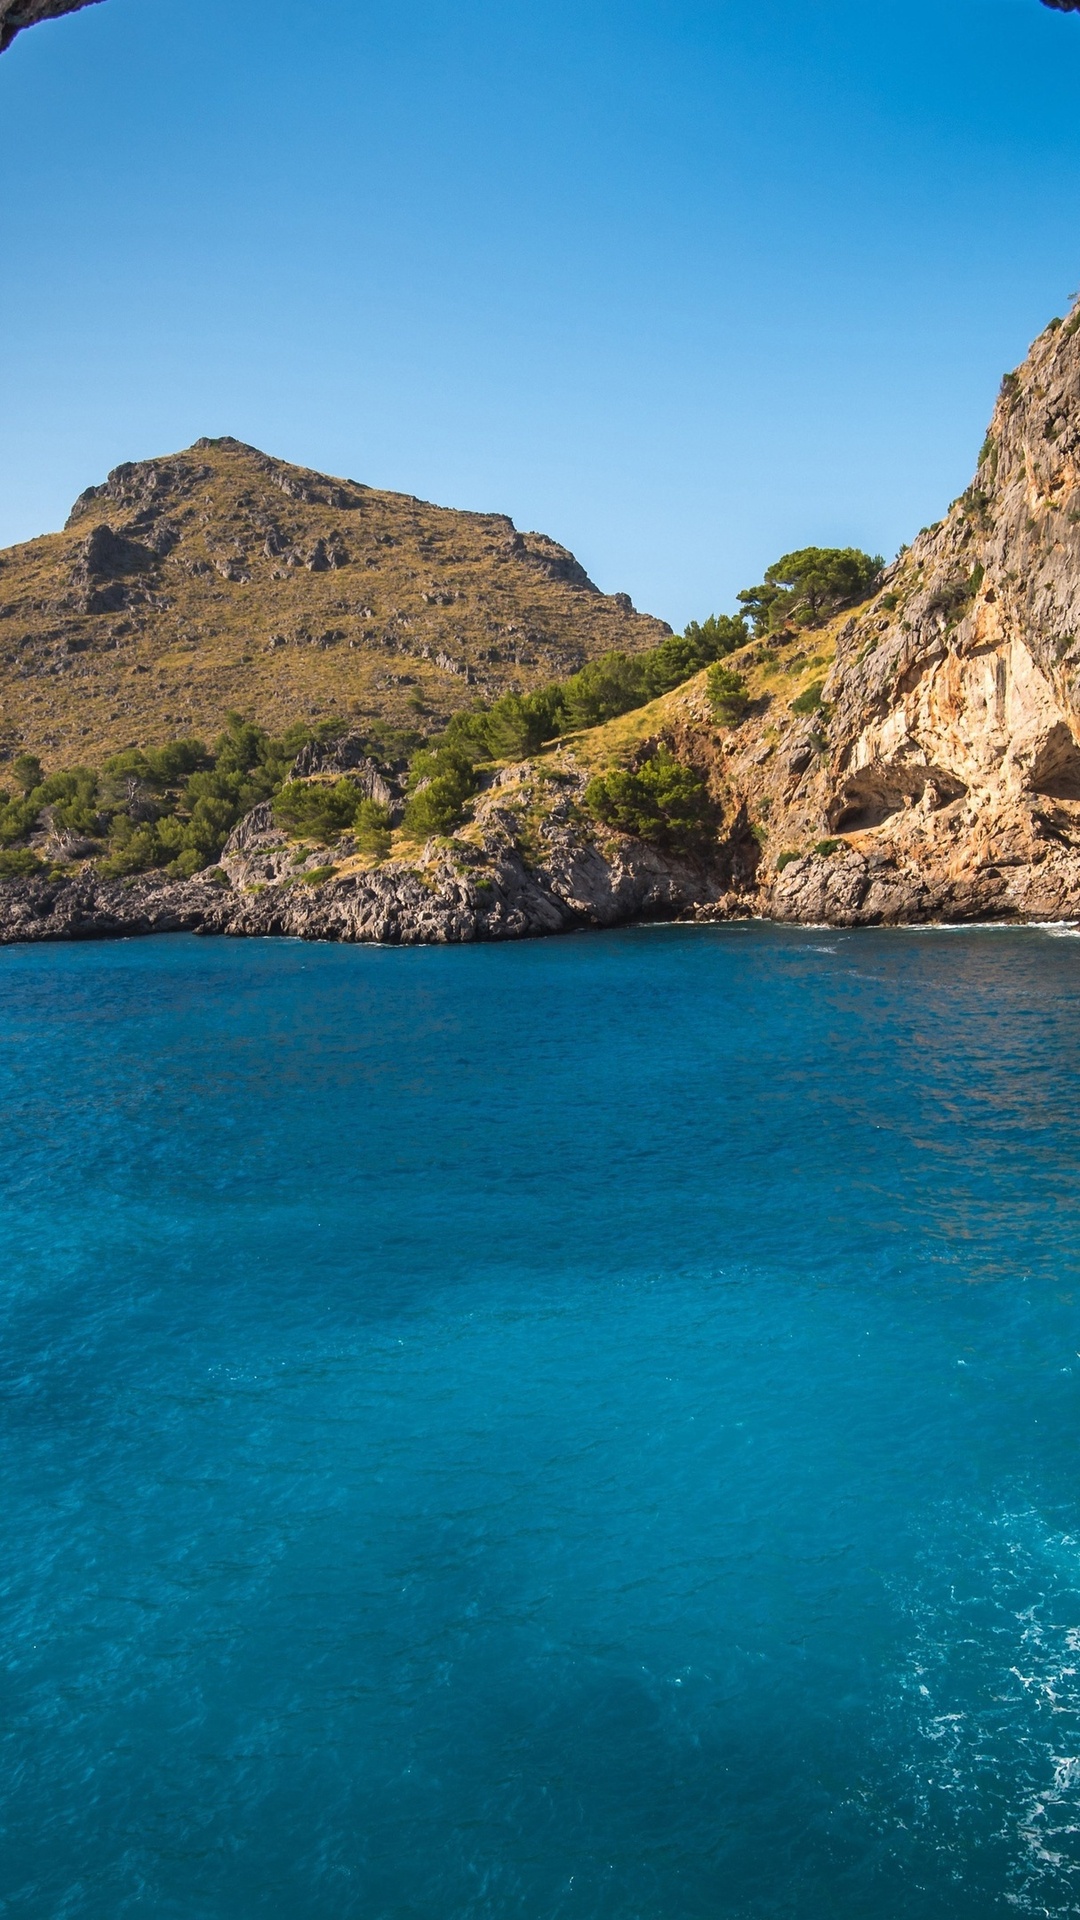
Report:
1,0,1079,627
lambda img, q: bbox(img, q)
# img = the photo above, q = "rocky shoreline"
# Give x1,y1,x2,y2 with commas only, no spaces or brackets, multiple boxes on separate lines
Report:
0,830,730,949
2,825,1077,948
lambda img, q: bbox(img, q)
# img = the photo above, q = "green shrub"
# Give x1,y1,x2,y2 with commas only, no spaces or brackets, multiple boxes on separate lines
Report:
560,653,650,730
272,777,366,842
144,738,212,783
642,616,748,698
99,822,168,877
0,790,43,846
166,847,206,880
11,753,43,796
584,747,715,854
0,846,44,879
706,665,750,725
790,680,825,715
404,745,479,837
40,766,103,837
679,613,748,661
813,839,841,858
353,799,392,858
444,686,563,761
404,777,470,838
302,864,337,886
775,850,801,872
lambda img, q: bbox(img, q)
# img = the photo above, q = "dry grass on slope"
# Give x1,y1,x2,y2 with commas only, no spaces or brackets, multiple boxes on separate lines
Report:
0,437,670,769
548,610,848,774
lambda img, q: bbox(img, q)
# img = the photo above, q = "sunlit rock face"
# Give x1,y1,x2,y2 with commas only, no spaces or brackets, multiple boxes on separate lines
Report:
713,303,1080,925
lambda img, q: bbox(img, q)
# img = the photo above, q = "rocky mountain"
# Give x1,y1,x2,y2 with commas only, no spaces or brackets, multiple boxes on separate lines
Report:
0,437,669,766
0,0,102,52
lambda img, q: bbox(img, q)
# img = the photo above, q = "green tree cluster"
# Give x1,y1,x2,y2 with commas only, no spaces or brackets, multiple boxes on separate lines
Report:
272,779,392,855
706,665,750,725
0,715,347,881
584,748,715,855
400,612,749,835
737,548,883,637
402,745,481,838
440,613,749,767
0,847,43,878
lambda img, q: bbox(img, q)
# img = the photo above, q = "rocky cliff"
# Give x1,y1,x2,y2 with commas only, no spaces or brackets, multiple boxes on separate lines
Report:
0,0,102,52
729,305,1080,925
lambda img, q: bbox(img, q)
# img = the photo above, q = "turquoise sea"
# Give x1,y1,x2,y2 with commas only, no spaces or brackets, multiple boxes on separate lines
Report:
3,924,1080,1917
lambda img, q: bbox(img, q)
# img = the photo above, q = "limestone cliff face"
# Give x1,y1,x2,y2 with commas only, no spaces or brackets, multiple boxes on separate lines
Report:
0,0,102,52
707,307,1080,924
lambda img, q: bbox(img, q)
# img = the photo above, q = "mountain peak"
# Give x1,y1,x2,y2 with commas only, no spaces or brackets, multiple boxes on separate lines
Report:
0,440,668,765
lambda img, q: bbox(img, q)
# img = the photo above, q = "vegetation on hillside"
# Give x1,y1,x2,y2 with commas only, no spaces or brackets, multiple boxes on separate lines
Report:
440,613,748,762
706,665,751,725
0,543,880,874
0,715,342,879
0,437,675,771
583,750,715,856
271,779,392,854
398,613,751,835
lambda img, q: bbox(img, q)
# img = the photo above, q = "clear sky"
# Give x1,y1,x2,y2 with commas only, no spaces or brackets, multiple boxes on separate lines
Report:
1,0,1079,629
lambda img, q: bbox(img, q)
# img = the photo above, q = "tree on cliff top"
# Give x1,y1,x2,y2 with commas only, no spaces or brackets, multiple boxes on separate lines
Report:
737,547,883,637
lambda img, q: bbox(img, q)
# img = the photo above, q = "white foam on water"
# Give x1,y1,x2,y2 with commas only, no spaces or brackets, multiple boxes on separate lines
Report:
888,1506,1080,1914
931,920,1079,937
905,921,1036,933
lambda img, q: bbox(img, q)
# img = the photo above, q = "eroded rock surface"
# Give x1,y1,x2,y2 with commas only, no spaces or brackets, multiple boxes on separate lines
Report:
703,306,1080,926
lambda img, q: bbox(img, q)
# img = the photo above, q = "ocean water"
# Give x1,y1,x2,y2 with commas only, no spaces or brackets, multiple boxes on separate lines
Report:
3,926,1080,1919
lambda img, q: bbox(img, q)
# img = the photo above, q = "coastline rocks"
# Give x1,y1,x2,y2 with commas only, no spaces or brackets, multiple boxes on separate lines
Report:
766,843,1080,925
0,793,732,948
3,806,1077,949
0,870,229,944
